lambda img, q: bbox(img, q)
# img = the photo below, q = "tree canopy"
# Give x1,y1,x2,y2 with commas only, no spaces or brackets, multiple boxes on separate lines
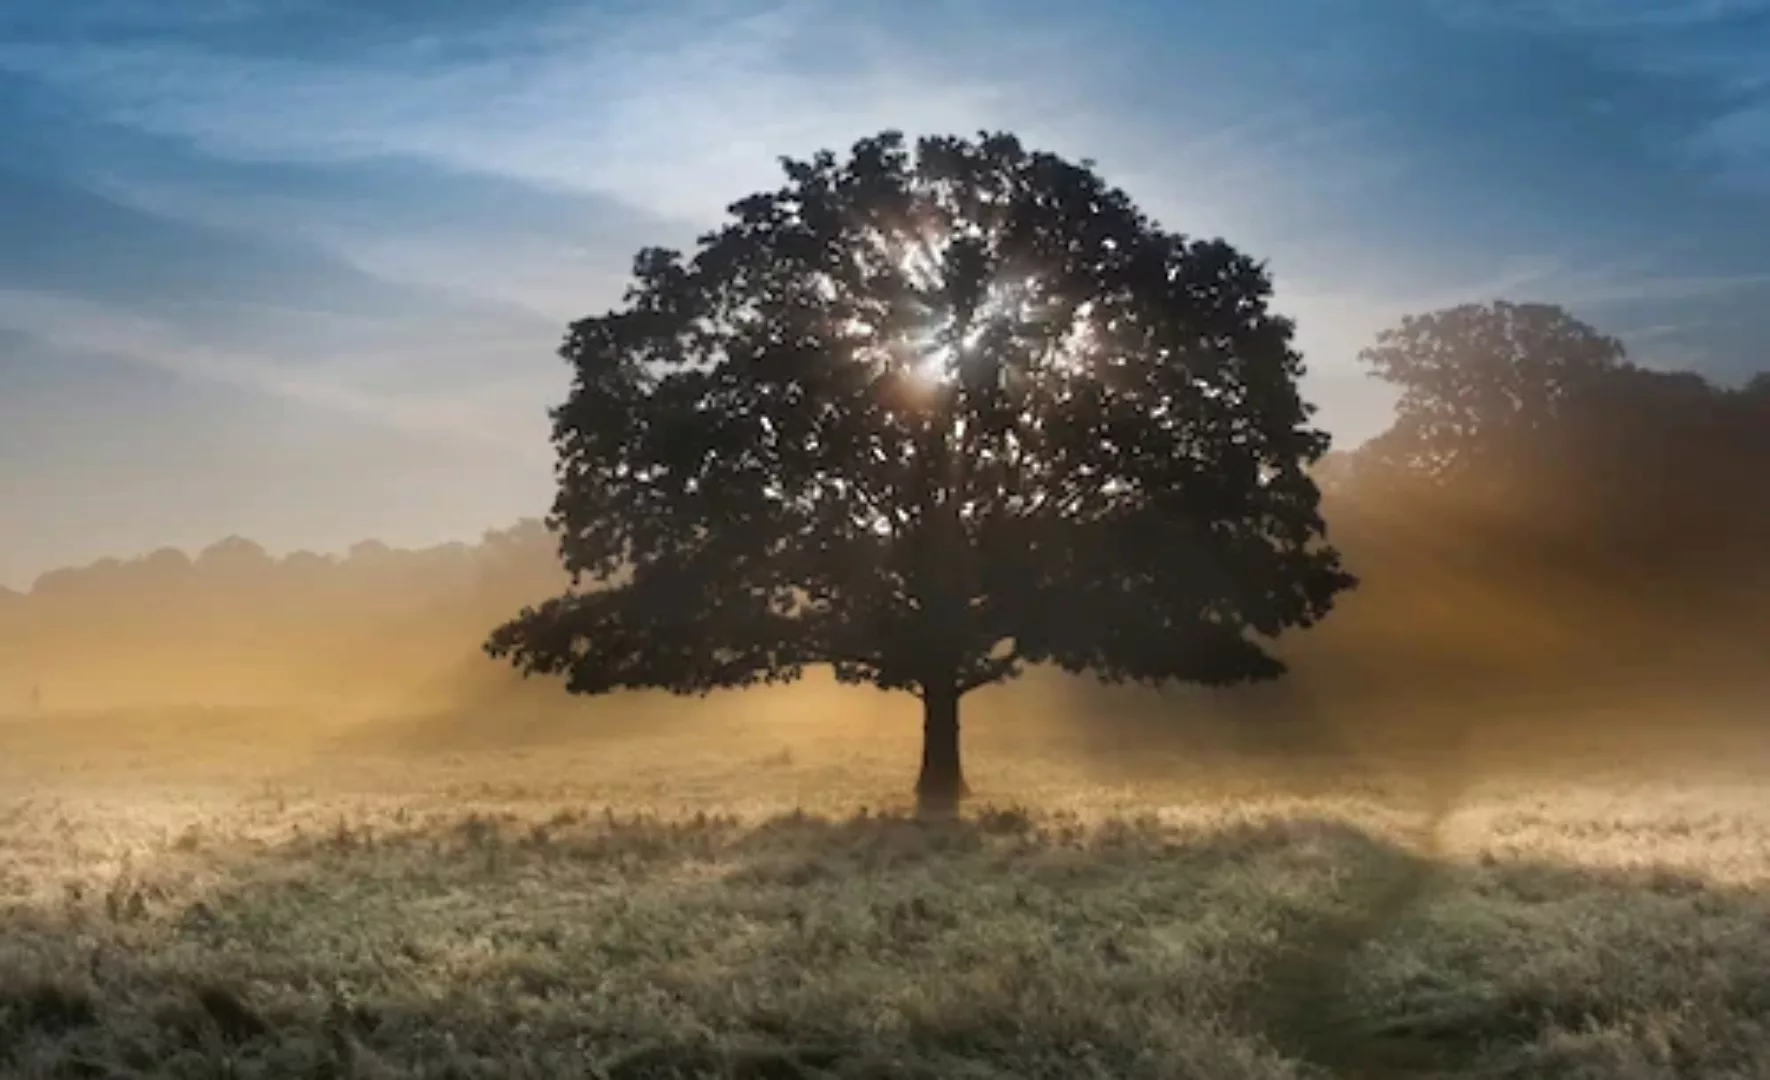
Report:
1340,300,1770,686
485,130,1354,803
1357,300,1627,486
1353,302,1770,529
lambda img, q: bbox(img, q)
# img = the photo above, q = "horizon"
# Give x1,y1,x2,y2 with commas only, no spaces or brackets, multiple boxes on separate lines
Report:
0,518,550,596
6,0,1770,590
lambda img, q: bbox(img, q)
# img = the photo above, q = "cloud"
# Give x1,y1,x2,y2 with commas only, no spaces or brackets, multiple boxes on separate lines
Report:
70,152,681,322
0,144,584,455
0,0,1407,235
1431,0,1770,31
0,3,1024,223
1429,0,1770,182
1689,103,1770,182
0,288,555,463
0,324,558,591
1282,253,1770,337
0,160,554,332
0,0,1428,395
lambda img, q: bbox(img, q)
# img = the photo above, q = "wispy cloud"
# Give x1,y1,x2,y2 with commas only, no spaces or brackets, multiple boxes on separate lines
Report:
2,0,1755,378
0,0,1424,386
0,3,1037,223
1430,0,1770,183
67,153,677,323
0,0,1404,233
1432,0,1770,31
0,288,555,463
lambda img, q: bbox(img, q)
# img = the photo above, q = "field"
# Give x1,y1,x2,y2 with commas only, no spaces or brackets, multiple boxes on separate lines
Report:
3,685,1769,1079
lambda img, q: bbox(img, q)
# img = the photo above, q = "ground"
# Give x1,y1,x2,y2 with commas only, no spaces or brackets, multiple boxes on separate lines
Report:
2,688,1768,1079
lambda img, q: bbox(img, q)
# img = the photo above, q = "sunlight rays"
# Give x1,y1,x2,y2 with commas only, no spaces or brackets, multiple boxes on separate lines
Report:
842,221,1102,395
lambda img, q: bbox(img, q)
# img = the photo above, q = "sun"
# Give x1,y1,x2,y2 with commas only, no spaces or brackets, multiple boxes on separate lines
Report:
832,221,1102,400
912,342,958,385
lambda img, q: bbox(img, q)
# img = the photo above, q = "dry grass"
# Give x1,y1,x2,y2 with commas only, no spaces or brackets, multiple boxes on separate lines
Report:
2,695,1769,1079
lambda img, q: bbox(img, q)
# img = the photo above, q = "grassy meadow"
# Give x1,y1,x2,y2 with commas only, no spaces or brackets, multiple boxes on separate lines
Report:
2,682,1769,1079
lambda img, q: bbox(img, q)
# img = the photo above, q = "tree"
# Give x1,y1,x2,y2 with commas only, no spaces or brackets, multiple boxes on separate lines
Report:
1357,301,1626,485
1350,304,1770,686
485,131,1355,810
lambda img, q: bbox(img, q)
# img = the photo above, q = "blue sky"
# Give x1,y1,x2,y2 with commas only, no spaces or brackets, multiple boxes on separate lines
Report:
4,0,1769,589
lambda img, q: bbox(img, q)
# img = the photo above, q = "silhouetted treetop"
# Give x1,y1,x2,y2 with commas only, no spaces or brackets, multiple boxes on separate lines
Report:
1342,301,1770,640
194,536,274,580
1358,301,1626,484
487,129,1355,804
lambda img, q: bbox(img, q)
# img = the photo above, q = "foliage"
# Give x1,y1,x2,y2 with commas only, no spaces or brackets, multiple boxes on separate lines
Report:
1356,300,1627,485
1352,301,1770,570
1323,301,1770,702
487,131,1354,710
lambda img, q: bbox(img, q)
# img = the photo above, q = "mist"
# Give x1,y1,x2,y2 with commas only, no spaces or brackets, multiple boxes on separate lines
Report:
6,253,1770,1080
6,356,1766,800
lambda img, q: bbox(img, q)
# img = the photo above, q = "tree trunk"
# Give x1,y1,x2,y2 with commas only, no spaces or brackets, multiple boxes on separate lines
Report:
915,682,968,814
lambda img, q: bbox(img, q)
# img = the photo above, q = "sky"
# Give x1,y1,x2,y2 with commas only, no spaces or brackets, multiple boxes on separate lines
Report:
3,0,1770,590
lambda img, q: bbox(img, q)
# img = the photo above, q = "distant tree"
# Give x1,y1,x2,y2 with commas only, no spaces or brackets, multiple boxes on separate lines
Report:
346,540,393,565
475,519,568,605
139,547,194,575
480,519,555,567
0,586,20,638
194,536,274,582
1357,301,1626,485
281,550,337,579
30,563,110,601
486,131,1355,810
1349,305,1770,671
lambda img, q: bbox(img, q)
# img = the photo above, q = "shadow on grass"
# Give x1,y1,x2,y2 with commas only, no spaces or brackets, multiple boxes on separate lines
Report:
4,804,1769,1079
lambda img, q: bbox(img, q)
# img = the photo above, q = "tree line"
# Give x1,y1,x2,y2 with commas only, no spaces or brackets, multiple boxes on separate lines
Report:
0,521,567,713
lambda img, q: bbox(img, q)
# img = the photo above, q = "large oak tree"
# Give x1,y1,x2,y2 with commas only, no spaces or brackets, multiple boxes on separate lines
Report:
486,131,1354,809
